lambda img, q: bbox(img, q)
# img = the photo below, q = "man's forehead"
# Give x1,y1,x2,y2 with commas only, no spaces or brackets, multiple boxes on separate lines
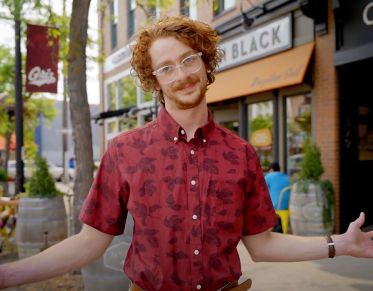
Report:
149,37,194,66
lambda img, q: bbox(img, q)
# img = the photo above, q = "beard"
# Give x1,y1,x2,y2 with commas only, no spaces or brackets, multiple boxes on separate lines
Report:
166,75,207,110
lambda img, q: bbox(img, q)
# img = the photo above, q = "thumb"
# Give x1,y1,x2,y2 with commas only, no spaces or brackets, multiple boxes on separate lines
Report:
354,212,365,228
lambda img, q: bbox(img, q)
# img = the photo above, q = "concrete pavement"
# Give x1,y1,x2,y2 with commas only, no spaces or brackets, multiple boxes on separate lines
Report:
237,241,373,291
56,182,373,290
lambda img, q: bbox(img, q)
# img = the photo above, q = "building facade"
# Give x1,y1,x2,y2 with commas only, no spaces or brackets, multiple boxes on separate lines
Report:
98,0,372,232
36,100,100,166
334,0,373,231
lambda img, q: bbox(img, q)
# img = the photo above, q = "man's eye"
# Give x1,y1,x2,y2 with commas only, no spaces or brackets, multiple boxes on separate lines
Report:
183,55,196,65
158,66,174,74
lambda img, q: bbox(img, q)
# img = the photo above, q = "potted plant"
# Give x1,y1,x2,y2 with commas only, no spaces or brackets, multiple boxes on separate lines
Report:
289,140,335,236
15,157,68,258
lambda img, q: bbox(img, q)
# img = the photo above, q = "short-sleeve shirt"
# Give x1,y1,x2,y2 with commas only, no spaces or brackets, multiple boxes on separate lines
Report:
80,107,277,291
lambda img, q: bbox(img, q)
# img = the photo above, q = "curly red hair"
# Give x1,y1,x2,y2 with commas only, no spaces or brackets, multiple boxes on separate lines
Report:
131,16,223,104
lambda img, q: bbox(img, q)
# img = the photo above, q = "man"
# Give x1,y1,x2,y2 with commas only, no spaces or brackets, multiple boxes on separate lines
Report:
1,16,372,291
265,162,290,210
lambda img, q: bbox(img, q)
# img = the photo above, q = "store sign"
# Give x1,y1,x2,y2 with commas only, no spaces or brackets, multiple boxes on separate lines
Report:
363,2,373,26
104,45,132,73
334,0,373,65
250,128,272,148
218,15,291,71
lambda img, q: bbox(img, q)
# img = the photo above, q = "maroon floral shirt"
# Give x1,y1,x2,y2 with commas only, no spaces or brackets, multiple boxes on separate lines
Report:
80,107,277,291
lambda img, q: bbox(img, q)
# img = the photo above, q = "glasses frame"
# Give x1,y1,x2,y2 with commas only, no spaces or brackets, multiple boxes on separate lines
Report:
152,52,203,84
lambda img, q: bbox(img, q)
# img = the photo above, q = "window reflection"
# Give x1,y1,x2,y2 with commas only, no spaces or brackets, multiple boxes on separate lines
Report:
108,82,116,110
248,101,273,170
286,94,312,177
119,76,137,108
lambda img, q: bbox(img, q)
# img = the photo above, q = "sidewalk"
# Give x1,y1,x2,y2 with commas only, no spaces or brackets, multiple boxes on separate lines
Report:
237,241,373,291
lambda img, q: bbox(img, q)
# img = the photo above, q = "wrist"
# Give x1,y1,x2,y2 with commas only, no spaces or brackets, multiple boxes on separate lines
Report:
330,234,348,257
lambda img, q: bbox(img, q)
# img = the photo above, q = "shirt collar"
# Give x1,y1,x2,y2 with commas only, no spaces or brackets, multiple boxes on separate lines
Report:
156,106,215,143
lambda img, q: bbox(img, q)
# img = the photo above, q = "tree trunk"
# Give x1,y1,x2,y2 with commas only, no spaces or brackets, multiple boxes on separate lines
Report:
67,0,93,235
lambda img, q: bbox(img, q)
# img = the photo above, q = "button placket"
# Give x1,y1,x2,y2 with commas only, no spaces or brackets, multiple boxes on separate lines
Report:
186,144,203,289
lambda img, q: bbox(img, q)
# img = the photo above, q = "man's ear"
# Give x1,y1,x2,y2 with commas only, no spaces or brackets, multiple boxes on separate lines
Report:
154,81,161,91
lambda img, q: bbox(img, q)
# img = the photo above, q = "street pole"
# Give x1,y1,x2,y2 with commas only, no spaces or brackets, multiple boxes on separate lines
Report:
14,4,25,194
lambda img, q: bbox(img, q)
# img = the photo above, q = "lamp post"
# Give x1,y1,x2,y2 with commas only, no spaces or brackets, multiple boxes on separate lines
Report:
14,1,24,194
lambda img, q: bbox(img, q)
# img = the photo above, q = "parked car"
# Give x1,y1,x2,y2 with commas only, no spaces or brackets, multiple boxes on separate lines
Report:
7,160,66,182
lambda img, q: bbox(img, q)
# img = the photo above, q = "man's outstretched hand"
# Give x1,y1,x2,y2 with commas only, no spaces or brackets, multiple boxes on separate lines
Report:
337,212,373,258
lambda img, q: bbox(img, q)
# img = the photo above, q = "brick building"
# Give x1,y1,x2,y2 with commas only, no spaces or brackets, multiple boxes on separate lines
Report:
97,0,373,232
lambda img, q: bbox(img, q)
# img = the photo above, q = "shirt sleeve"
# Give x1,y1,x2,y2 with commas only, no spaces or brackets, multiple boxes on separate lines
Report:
80,138,129,235
242,145,277,235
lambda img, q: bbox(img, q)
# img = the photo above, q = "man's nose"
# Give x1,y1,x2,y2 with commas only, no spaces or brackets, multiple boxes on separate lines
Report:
173,65,189,82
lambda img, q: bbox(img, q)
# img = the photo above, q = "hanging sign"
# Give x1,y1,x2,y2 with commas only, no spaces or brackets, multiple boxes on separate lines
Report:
250,128,272,148
26,24,59,93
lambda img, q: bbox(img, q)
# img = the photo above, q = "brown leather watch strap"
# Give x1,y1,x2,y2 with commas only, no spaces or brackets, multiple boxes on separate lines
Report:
326,235,335,258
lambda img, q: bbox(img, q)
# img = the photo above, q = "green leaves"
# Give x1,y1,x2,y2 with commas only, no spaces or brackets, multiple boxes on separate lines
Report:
25,157,60,198
299,140,324,181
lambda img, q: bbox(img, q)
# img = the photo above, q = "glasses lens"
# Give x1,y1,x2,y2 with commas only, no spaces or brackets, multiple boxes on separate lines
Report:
181,54,201,74
156,53,202,84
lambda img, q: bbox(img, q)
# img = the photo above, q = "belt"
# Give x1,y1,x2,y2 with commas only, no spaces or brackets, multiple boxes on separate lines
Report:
129,279,252,291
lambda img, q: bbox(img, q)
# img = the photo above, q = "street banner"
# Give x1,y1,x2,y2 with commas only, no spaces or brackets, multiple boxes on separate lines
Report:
26,24,59,93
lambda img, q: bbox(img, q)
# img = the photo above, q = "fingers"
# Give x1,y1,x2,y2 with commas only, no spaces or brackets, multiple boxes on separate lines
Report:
355,212,365,228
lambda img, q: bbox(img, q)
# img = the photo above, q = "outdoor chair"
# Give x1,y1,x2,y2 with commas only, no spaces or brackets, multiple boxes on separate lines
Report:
275,185,291,234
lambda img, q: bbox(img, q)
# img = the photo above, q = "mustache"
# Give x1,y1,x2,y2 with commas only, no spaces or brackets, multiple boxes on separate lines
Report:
172,75,199,90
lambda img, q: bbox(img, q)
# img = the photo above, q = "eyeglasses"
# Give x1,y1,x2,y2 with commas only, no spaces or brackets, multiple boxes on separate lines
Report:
152,52,203,84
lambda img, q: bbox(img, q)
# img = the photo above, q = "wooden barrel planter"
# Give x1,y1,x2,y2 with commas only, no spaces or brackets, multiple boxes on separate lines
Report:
15,196,67,258
81,215,133,291
289,181,333,236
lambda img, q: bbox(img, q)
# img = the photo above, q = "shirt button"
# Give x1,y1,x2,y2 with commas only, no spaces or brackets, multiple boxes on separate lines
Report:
190,149,195,155
202,139,207,143
192,214,198,220
191,180,196,186
196,284,202,290
173,137,178,142
194,249,200,255
180,129,185,134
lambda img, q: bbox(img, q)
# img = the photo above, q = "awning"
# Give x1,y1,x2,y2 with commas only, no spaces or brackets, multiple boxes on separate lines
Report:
206,42,315,103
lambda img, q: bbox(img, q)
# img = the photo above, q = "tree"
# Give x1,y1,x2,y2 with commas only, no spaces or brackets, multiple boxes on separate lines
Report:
67,0,93,234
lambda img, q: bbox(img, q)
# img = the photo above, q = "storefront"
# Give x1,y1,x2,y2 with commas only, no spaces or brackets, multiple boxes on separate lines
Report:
207,7,315,175
334,0,373,231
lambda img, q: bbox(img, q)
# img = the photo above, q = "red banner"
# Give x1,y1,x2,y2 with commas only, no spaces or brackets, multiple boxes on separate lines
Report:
26,24,59,93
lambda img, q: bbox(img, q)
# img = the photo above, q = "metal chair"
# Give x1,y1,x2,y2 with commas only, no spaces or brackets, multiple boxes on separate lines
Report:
275,185,291,234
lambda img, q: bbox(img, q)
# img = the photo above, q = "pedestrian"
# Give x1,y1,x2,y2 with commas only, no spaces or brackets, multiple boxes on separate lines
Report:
1,16,372,291
265,162,290,210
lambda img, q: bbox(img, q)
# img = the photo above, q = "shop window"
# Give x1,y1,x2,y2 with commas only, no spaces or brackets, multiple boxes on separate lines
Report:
213,0,235,16
220,120,239,134
107,82,117,110
119,117,137,132
142,91,153,103
118,76,137,108
248,100,273,170
110,0,118,49
128,0,136,38
180,0,197,19
285,94,312,177
107,120,117,134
